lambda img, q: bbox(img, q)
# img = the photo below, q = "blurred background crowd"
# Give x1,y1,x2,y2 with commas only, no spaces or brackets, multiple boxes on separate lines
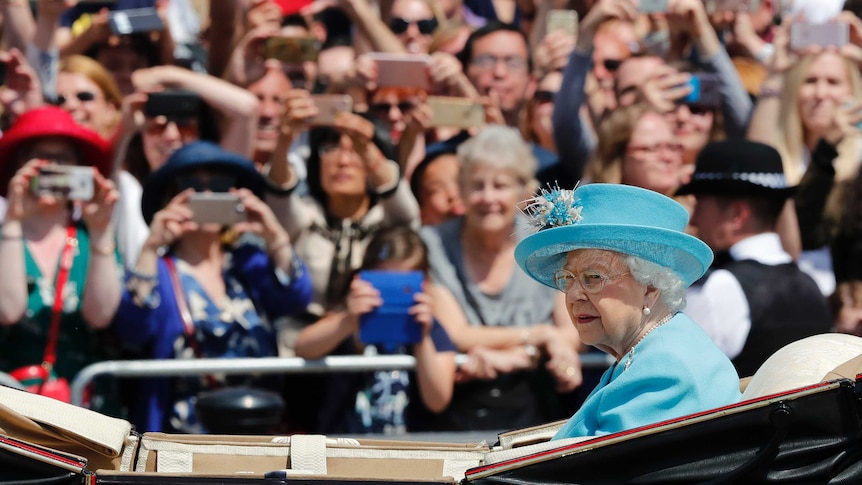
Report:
0,0,858,437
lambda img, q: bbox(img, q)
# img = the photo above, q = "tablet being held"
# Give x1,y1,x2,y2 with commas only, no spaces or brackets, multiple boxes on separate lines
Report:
358,269,424,346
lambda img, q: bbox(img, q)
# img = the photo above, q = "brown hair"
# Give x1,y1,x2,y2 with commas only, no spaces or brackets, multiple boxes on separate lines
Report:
586,102,654,184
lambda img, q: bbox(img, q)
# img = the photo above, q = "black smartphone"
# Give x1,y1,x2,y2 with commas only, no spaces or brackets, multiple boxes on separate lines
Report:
144,91,201,119
108,7,165,35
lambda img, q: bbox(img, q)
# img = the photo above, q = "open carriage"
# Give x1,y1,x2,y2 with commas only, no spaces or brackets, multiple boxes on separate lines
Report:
3,334,862,484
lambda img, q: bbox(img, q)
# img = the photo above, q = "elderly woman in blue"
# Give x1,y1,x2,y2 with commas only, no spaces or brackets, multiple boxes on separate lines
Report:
114,141,313,433
514,183,741,439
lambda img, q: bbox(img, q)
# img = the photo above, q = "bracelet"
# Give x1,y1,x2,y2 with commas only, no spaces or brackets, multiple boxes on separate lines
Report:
127,266,158,281
1,234,23,241
759,86,783,99
90,241,116,256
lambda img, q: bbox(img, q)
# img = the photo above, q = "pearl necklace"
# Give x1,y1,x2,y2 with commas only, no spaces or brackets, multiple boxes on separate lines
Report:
624,312,676,371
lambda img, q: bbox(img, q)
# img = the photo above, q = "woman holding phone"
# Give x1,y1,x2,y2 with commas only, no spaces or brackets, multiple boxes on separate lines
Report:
0,107,123,413
113,141,313,433
747,12,862,296
295,225,457,434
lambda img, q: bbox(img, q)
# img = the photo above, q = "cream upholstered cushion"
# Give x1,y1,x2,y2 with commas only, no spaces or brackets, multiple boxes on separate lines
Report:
741,333,862,401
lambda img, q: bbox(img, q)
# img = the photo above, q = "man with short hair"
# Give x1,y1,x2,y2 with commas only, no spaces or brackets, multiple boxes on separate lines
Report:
679,140,833,378
459,21,534,128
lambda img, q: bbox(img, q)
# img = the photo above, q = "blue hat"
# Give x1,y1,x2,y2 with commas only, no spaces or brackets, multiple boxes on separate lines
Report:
514,184,713,289
141,141,267,224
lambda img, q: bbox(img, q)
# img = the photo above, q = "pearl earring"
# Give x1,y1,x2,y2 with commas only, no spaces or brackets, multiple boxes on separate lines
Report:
643,307,651,316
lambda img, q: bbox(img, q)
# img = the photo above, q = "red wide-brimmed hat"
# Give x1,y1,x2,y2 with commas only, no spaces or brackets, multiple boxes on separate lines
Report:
0,106,112,196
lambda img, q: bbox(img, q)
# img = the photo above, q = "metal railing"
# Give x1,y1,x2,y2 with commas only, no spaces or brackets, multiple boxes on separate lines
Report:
70,353,616,407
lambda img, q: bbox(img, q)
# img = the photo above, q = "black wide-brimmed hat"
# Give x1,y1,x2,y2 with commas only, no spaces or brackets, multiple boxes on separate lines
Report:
676,140,796,199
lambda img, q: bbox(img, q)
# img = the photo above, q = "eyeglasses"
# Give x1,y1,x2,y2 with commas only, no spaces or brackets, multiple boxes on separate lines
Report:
145,117,198,138
534,90,557,104
389,16,438,35
628,143,684,156
470,54,528,72
369,101,417,115
177,173,237,193
553,269,630,294
602,59,623,72
53,91,97,105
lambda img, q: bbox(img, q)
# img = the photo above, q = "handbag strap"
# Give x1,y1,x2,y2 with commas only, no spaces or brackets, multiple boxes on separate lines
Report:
42,224,78,369
163,255,197,347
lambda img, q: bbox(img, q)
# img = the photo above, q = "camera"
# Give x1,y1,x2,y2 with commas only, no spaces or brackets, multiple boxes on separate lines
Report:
31,166,94,201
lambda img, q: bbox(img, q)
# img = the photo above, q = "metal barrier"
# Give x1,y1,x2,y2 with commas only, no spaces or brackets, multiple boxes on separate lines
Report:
70,353,616,407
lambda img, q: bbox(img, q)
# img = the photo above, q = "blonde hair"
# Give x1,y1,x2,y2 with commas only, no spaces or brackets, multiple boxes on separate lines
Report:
59,55,123,110
777,52,862,185
386,0,447,27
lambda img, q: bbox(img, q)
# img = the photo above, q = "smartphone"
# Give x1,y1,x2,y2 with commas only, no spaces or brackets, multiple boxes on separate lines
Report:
107,7,165,35
705,0,761,14
263,36,321,64
144,91,201,119
427,96,485,129
310,95,353,126
682,72,721,108
790,21,849,50
31,166,94,201
187,193,247,226
546,9,578,39
365,53,431,90
0,61,6,87
358,270,424,346
638,0,669,13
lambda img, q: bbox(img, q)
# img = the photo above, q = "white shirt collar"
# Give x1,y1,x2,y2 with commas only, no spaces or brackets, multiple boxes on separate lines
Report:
729,233,793,265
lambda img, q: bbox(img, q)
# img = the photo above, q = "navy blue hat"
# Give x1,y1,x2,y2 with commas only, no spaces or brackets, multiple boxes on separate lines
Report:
141,141,267,224
676,140,797,200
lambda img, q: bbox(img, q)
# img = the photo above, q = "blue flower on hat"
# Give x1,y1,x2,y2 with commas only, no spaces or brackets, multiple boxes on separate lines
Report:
519,184,583,231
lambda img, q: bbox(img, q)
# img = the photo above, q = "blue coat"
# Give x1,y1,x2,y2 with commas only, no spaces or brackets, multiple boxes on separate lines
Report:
554,313,741,439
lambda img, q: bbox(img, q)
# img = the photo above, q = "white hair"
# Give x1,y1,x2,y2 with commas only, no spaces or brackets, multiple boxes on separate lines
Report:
457,125,538,186
624,254,687,312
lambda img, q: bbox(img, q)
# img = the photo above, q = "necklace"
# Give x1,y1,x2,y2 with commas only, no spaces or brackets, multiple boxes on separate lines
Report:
624,312,676,371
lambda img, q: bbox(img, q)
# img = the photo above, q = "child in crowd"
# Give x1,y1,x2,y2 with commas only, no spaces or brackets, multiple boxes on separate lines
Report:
294,225,457,434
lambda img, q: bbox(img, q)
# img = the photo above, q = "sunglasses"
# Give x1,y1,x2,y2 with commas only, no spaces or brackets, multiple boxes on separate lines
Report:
145,117,198,138
177,173,237,193
369,101,417,115
682,104,715,116
603,59,624,73
533,90,557,104
389,16,438,35
53,91,97,105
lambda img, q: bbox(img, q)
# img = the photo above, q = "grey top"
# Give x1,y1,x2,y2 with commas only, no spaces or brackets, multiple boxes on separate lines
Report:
420,217,557,328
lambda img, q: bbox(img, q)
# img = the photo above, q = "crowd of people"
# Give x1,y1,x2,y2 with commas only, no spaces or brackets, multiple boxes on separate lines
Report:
0,0,856,440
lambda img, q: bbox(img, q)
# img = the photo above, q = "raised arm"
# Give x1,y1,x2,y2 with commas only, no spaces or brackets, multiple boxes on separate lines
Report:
80,171,122,329
132,65,261,158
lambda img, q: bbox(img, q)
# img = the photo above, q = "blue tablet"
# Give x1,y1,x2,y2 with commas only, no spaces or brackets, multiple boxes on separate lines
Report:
358,270,424,346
